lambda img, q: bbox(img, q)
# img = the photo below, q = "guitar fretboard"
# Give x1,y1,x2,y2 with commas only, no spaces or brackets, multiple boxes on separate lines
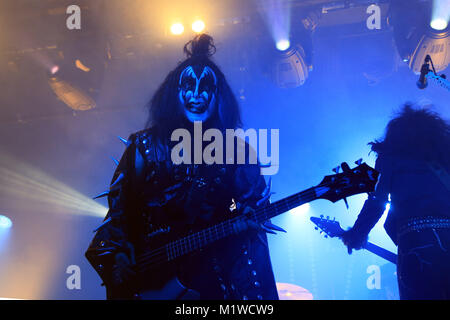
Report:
164,186,328,261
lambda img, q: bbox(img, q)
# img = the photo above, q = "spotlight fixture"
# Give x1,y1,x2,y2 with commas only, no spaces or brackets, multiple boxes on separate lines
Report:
431,0,450,31
272,44,310,88
0,215,12,229
192,20,206,33
170,23,184,35
409,28,450,74
50,65,59,75
276,39,290,51
431,18,448,31
48,76,96,111
390,0,450,74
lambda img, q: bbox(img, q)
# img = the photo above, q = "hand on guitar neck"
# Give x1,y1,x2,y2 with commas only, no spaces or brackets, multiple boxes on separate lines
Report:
341,227,369,254
310,216,397,265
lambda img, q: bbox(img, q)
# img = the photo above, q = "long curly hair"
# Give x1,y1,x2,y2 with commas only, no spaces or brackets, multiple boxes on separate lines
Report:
144,34,242,140
370,104,450,169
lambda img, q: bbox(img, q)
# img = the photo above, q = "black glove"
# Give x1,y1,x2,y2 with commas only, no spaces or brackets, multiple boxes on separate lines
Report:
341,227,368,254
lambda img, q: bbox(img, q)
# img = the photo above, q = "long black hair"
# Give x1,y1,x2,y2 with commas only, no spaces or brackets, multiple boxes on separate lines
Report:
144,34,242,140
370,104,450,168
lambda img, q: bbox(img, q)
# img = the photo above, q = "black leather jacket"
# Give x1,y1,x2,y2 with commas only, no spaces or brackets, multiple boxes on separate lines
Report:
85,128,279,300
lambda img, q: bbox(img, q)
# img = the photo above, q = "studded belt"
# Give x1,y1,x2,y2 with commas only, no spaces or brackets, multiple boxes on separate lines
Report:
398,216,450,238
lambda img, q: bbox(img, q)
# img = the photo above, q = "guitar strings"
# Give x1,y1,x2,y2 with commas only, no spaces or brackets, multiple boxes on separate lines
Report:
135,184,329,272
135,184,332,270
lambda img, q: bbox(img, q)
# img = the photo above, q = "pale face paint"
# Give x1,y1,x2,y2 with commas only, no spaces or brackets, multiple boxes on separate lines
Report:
178,65,217,122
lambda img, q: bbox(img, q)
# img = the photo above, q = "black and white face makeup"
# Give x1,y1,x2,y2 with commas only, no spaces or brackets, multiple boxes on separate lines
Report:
178,65,217,122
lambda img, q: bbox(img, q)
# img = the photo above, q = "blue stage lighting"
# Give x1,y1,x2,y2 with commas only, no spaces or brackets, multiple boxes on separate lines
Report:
0,215,12,229
276,39,290,51
431,0,449,31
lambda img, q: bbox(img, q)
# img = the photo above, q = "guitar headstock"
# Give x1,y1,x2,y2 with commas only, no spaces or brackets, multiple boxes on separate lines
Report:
315,160,379,203
310,216,344,238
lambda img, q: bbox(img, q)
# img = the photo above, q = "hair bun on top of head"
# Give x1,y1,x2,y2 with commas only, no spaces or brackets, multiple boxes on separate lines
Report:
183,34,216,59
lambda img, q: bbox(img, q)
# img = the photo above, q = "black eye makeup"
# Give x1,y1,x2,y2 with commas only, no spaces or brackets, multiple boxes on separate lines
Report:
178,66,217,95
180,75,196,92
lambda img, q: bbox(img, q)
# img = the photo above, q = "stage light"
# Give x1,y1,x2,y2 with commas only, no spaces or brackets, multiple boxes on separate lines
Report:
50,65,59,75
276,39,290,51
431,0,450,31
408,29,450,74
75,59,91,72
192,20,205,33
0,215,12,229
170,23,184,35
259,0,292,55
276,282,313,300
48,76,96,111
390,0,450,74
272,45,310,88
431,18,448,31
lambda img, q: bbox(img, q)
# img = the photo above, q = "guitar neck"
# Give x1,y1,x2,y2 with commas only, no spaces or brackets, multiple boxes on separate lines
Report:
164,185,327,261
363,242,397,265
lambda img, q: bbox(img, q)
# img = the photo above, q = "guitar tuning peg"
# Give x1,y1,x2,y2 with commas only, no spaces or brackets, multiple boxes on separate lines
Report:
355,158,363,165
314,227,318,230
320,214,324,218
326,216,330,220
332,166,340,173
343,197,349,210
324,235,328,238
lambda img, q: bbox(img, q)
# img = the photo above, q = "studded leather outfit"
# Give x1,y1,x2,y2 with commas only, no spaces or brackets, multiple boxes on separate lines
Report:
85,128,279,300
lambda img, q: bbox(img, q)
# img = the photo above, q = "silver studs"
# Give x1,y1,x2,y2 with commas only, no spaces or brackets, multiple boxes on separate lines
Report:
243,295,248,300
257,295,263,300
252,270,257,276
248,258,252,265
254,281,260,288
220,284,226,291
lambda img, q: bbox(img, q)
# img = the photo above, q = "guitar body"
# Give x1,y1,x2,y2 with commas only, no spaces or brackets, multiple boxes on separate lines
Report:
106,276,200,300
105,259,201,300
137,277,200,300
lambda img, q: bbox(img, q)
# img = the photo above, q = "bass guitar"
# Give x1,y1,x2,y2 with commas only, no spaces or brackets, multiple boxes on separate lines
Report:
108,160,380,299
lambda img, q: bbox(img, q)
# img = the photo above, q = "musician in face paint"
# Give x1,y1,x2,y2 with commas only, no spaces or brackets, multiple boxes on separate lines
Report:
85,34,280,300
178,65,217,123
